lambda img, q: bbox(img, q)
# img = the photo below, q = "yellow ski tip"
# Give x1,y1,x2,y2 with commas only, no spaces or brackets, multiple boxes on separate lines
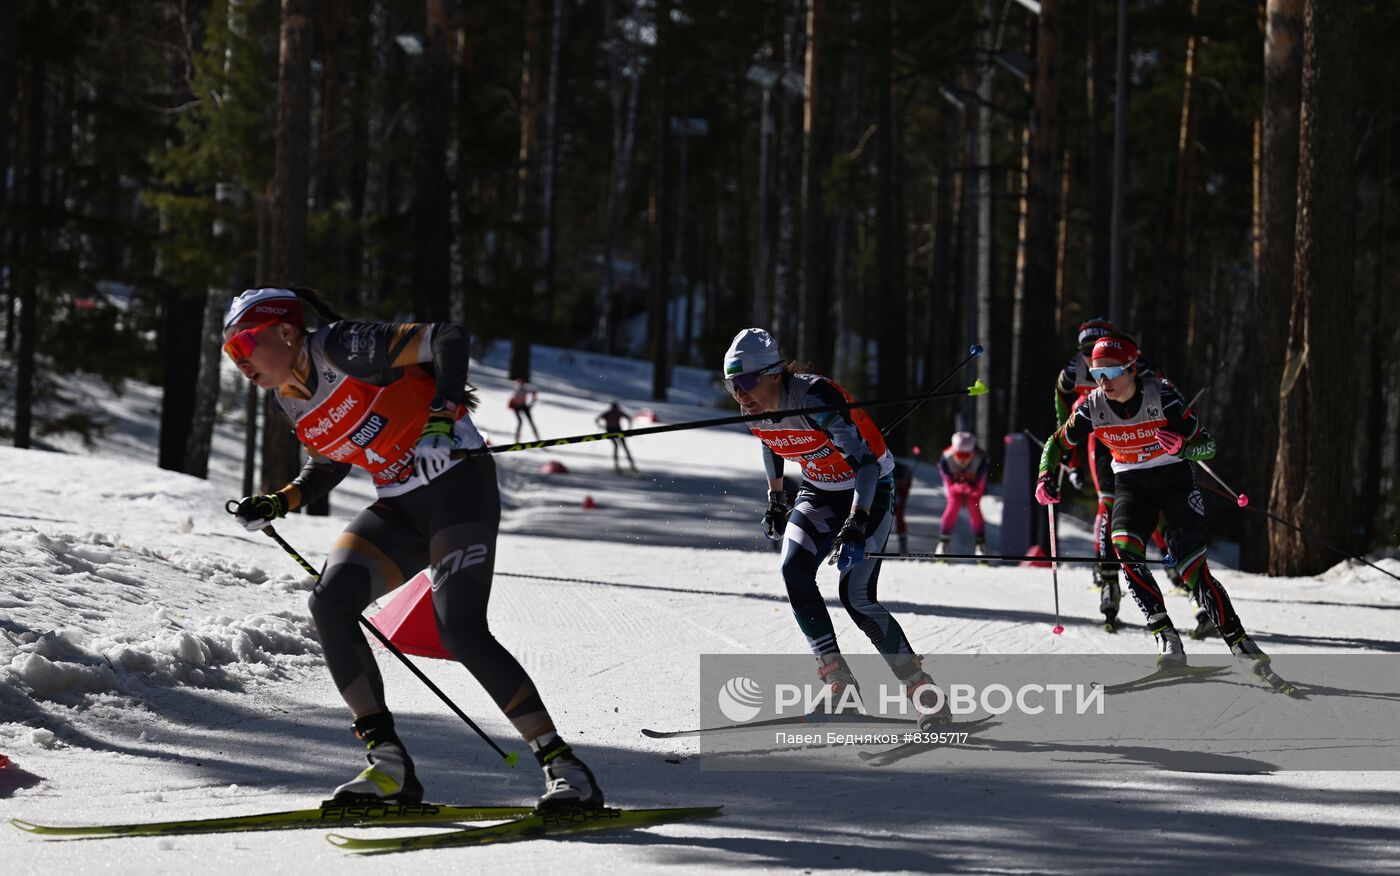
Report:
967,379,989,396
9,819,39,833
325,833,353,847
504,751,520,767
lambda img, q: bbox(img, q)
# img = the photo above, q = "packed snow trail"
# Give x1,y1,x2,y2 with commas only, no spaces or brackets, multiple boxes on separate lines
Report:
2,344,1400,873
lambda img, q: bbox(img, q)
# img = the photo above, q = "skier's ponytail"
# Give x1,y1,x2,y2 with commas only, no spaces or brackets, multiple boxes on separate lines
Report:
288,286,345,324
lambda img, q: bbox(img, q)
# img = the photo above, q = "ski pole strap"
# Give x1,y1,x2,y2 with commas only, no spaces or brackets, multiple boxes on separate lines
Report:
455,381,987,457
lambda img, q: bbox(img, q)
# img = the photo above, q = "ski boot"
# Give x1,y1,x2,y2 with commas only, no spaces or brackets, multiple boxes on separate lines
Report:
1148,614,1186,671
1166,563,1189,596
816,653,864,713
535,738,605,811
1188,608,1216,640
899,663,952,731
973,536,988,567
1099,571,1121,633
328,712,424,804
934,536,950,564
1227,632,1297,694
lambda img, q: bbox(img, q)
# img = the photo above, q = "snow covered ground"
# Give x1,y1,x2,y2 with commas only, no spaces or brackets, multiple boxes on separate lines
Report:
2,343,1400,874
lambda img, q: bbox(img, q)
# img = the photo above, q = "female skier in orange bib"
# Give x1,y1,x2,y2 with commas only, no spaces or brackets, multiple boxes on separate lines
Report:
224,287,603,808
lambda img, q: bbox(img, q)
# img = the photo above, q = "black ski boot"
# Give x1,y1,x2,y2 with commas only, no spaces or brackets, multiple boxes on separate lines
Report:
1098,569,1121,633
1188,608,1216,640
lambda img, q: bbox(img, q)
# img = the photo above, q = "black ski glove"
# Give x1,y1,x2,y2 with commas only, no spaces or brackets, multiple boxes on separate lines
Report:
234,492,289,531
829,508,870,571
762,490,790,542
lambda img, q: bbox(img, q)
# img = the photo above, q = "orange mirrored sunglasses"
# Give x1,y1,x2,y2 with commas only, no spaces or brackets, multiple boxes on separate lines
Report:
222,321,277,362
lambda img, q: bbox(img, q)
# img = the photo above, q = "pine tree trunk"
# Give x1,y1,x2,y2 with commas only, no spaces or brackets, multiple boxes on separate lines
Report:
184,277,230,479
158,3,207,474
262,0,313,495
596,0,642,354
1159,0,1200,385
648,0,671,400
12,44,44,449
510,0,542,380
1357,112,1389,548
0,0,15,353
798,0,831,372
346,8,371,303
413,0,453,323
539,0,566,328
188,2,247,479
875,0,906,449
1016,0,1061,443
1267,0,1357,575
772,0,805,348
1085,0,1111,314
1241,0,1302,572
973,0,994,445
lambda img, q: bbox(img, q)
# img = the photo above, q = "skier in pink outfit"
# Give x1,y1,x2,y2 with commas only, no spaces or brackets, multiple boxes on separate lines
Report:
935,432,989,558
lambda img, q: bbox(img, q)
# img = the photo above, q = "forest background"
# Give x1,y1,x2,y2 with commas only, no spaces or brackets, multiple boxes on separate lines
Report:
0,0,1394,576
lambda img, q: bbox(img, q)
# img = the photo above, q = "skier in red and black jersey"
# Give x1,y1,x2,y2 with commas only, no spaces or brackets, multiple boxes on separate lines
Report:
722,328,948,727
222,287,603,810
1036,335,1280,685
1054,318,1188,631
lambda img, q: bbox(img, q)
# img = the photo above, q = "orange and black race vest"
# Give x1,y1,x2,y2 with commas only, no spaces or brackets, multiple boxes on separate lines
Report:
1081,378,1177,473
277,333,466,495
748,374,893,489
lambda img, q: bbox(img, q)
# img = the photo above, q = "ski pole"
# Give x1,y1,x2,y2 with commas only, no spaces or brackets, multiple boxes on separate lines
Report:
1195,460,1248,508
227,507,520,766
456,382,988,458
1192,470,1400,584
1182,386,1207,418
1022,430,1078,481
881,344,985,436
870,552,1177,565
1047,469,1064,635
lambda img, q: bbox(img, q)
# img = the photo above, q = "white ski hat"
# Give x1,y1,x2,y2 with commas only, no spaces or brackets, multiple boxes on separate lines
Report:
223,287,304,331
723,328,782,378
952,431,976,453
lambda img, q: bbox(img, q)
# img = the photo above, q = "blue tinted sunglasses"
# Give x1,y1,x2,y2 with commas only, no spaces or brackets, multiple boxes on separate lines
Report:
1089,364,1131,382
725,363,783,394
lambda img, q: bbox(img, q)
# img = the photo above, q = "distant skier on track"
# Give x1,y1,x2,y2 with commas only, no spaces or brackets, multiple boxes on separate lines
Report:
222,287,605,809
508,377,542,443
597,401,639,474
934,431,988,560
721,327,950,727
1036,334,1292,692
